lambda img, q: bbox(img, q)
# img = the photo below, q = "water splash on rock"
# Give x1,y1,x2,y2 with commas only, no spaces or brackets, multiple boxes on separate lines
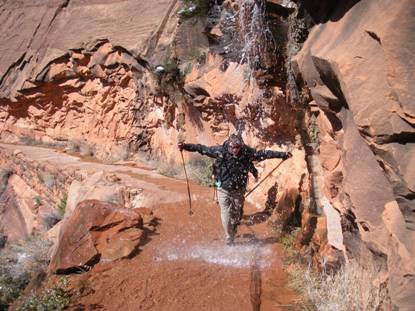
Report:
238,0,276,72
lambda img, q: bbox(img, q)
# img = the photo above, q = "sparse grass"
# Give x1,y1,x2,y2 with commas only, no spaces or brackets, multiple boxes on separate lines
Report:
39,172,55,188
57,194,67,218
0,270,31,310
154,155,214,186
308,114,320,148
177,0,209,19
288,262,388,311
19,136,40,146
276,229,389,311
65,140,95,158
18,278,71,311
0,236,52,309
187,156,214,186
278,228,301,266
156,161,183,179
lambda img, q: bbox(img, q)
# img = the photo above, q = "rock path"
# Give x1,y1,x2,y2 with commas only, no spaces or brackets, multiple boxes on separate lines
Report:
1,143,298,310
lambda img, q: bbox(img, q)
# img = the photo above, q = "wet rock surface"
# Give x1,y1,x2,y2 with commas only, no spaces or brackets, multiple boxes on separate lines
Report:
0,143,298,310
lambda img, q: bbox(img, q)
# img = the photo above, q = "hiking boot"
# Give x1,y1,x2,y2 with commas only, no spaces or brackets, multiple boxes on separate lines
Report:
226,236,234,246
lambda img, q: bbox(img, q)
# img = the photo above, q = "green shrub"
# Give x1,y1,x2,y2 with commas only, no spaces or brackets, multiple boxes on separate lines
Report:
34,196,42,206
18,278,70,311
163,57,182,84
278,229,300,266
57,194,67,218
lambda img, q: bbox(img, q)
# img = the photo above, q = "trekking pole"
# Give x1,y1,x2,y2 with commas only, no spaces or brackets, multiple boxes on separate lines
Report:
180,150,193,215
213,186,218,203
245,158,287,198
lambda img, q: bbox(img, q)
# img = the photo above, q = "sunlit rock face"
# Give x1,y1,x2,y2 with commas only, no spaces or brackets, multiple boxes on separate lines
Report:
0,0,413,309
0,0,296,163
293,0,415,309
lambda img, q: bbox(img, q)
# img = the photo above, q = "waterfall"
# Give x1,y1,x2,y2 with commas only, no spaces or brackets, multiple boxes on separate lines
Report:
238,0,276,72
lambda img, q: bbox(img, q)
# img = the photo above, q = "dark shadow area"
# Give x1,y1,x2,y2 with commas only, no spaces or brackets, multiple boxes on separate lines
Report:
300,0,361,23
132,216,161,251
282,194,302,231
242,184,278,226
312,56,349,110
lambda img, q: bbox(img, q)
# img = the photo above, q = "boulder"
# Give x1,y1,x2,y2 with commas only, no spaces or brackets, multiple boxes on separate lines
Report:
49,200,144,274
0,174,54,242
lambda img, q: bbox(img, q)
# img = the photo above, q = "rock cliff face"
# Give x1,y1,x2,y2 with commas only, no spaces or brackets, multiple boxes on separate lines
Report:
291,0,415,309
0,0,414,309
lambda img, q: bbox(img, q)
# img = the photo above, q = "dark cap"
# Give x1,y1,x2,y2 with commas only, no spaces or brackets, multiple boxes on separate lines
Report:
229,133,244,146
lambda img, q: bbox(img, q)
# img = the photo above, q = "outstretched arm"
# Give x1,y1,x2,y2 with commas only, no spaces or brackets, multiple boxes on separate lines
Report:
178,143,222,158
251,149,291,162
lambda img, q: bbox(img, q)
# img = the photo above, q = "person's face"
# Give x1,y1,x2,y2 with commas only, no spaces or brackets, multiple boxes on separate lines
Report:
228,142,241,156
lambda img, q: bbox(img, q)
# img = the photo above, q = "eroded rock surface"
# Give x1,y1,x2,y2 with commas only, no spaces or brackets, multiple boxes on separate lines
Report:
49,200,144,274
292,0,415,309
0,0,414,309
0,174,55,242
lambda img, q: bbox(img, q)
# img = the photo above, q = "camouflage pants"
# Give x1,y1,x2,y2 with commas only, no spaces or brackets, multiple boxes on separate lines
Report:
217,188,245,240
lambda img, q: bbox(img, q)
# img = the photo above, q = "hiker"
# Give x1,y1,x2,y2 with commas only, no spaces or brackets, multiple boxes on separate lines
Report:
211,157,258,187
211,156,258,204
178,134,291,245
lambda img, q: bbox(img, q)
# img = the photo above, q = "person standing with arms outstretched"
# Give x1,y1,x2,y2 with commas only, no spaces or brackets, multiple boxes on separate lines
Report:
178,134,291,245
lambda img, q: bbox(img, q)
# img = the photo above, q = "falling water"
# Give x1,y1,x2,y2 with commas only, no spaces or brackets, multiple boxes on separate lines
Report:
238,0,276,71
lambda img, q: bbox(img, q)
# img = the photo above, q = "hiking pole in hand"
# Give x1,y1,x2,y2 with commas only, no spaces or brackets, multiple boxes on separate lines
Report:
180,150,193,215
245,158,287,199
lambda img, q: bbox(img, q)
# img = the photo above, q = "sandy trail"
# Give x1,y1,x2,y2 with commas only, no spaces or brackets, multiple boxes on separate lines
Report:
0,143,297,310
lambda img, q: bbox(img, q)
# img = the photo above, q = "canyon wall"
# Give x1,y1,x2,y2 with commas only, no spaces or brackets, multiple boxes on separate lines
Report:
0,0,414,309
292,0,415,309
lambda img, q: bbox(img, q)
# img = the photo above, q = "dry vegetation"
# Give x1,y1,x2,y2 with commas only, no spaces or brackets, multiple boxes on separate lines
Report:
17,278,70,311
278,231,388,311
155,155,215,186
0,236,52,309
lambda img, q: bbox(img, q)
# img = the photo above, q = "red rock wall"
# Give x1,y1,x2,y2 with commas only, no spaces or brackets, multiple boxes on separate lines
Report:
293,0,415,309
0,0,413,309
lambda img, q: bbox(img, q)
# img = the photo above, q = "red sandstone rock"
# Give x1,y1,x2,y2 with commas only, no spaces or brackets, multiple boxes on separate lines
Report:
294,1,415,308
0,174,54,242
49,200,144,274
